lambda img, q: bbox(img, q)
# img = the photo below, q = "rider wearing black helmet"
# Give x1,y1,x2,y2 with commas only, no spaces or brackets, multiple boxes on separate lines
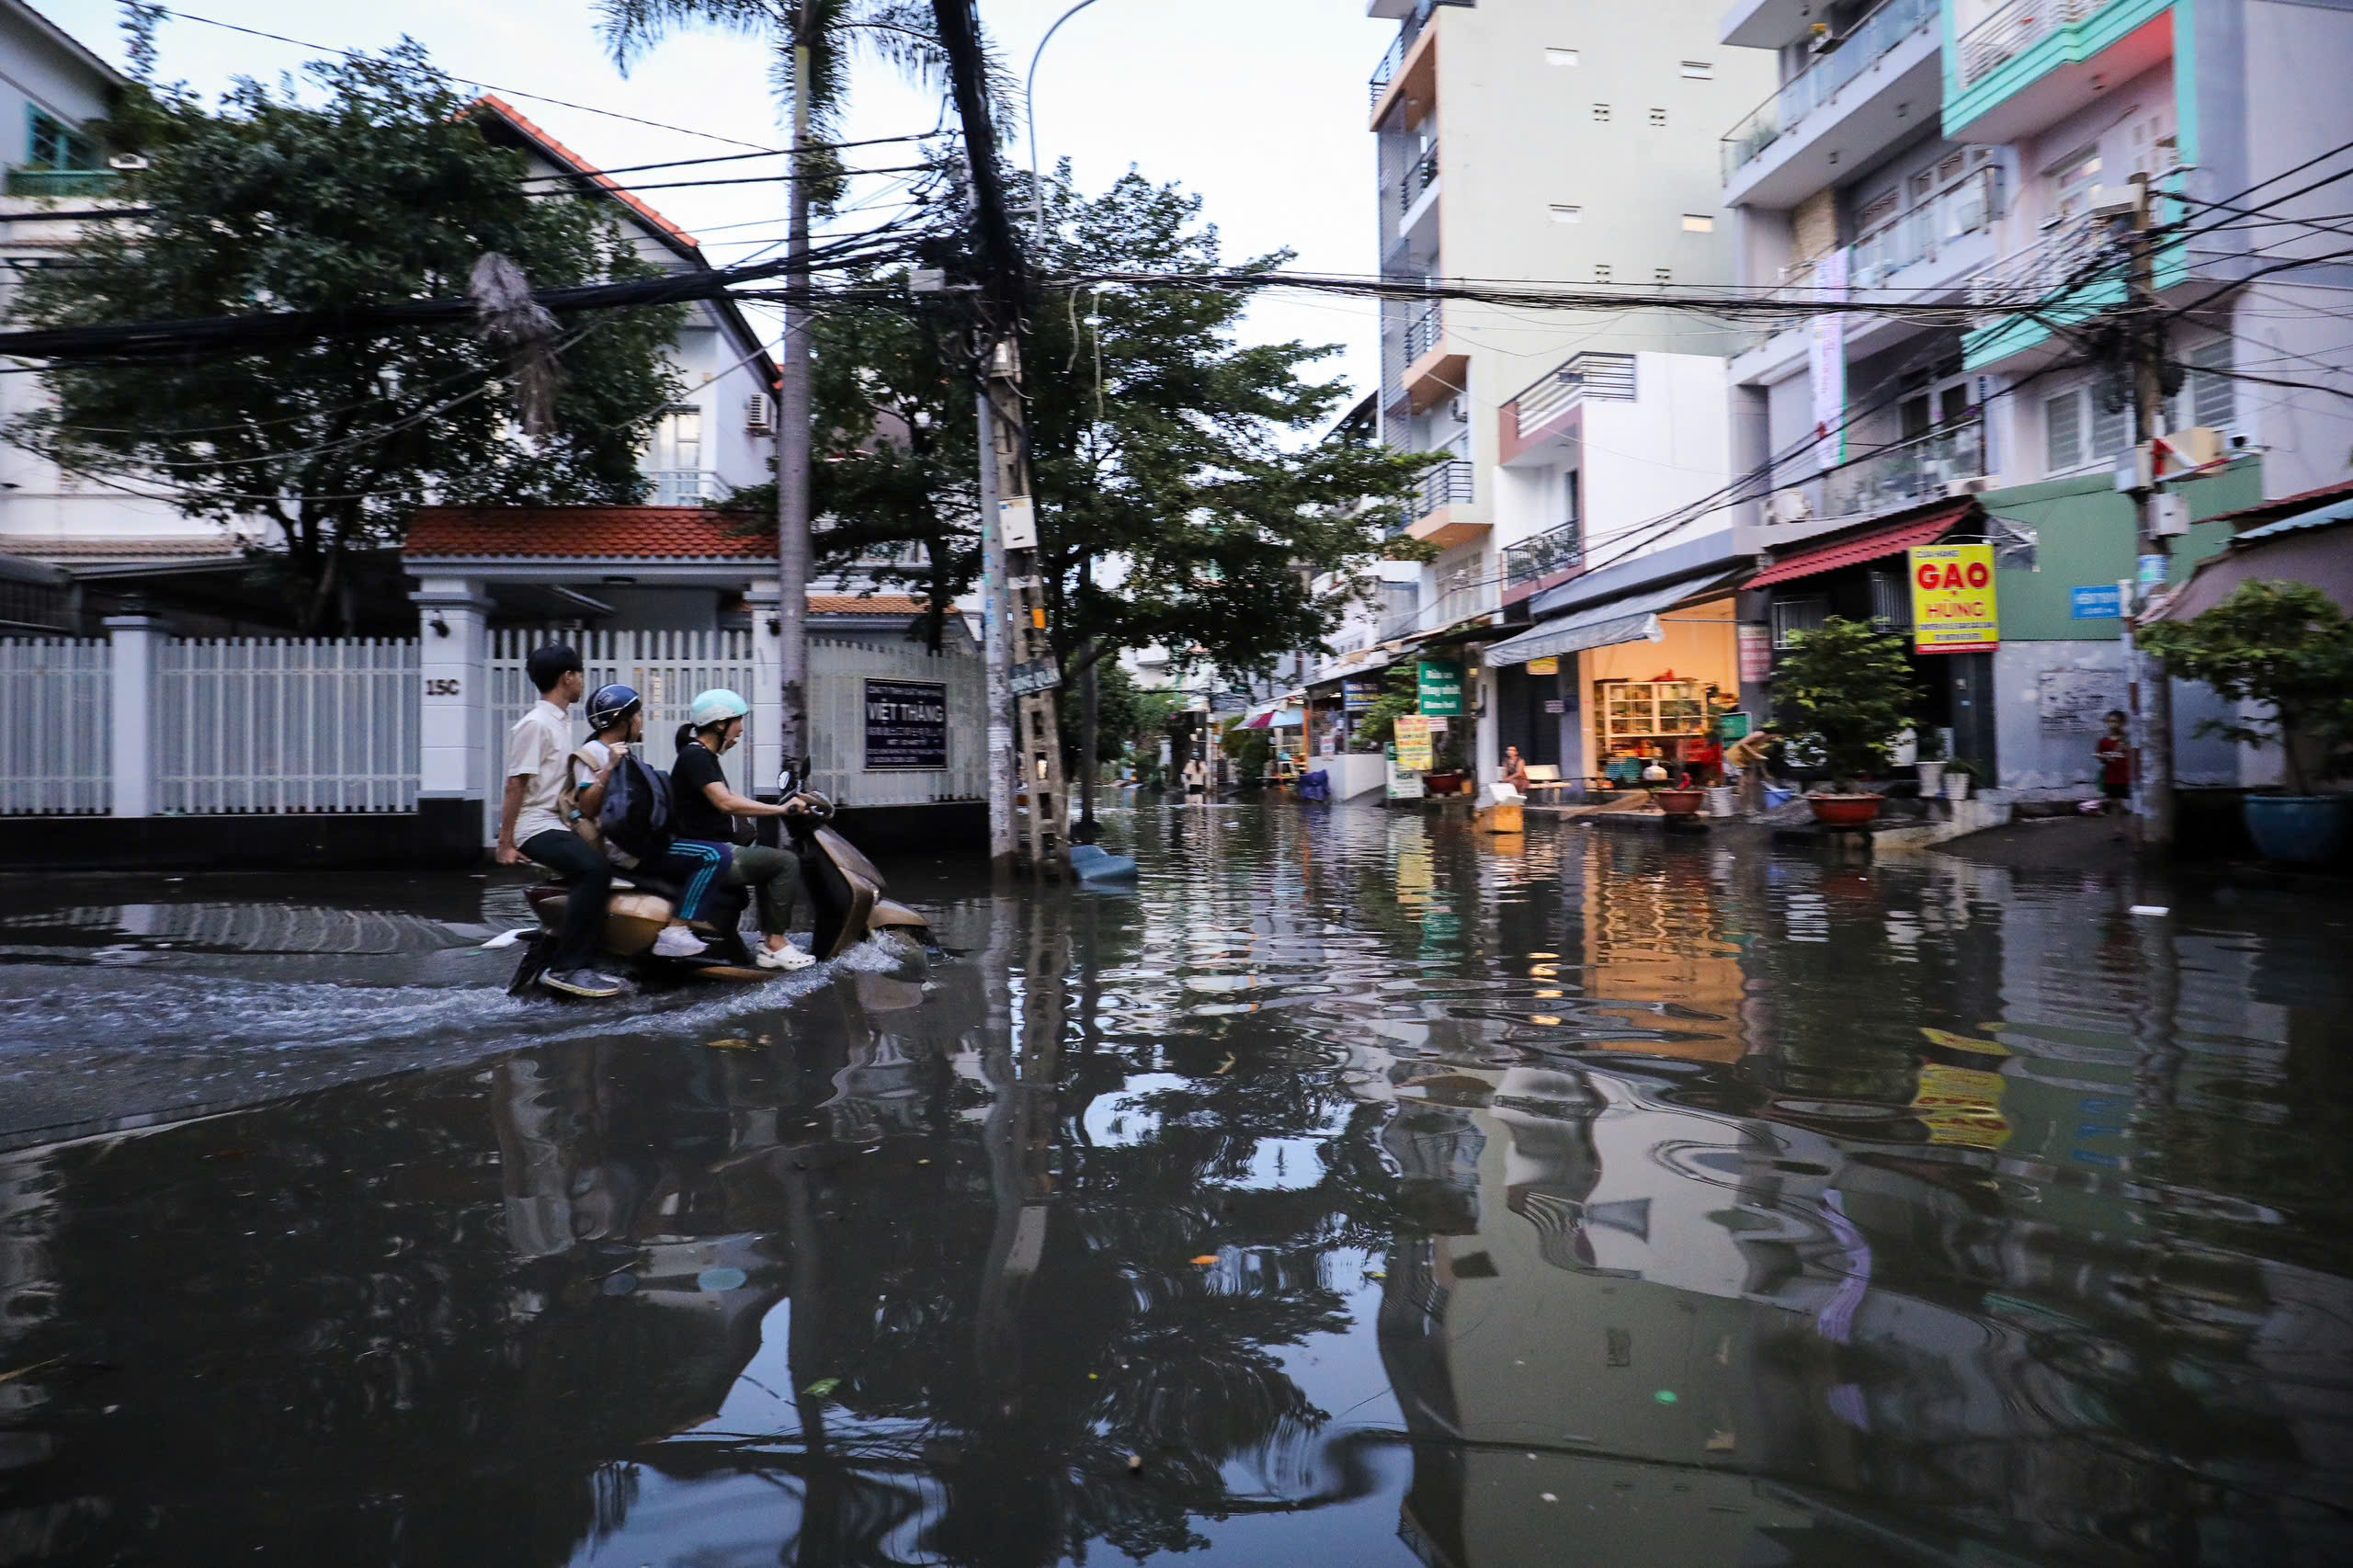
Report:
499,642,623,998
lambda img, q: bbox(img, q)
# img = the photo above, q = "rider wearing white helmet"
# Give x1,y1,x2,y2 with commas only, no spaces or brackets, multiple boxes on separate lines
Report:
670,688,815,971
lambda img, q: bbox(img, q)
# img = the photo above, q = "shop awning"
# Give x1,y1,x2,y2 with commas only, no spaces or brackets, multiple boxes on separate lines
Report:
1239,700,1306,730
1747,503,1974,590
1484,570,1743,667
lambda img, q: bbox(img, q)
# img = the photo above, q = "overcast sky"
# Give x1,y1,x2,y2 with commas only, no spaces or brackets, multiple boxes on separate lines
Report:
42,0,1396,410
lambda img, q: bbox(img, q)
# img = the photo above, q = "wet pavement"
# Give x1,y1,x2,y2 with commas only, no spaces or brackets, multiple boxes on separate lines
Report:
2,803,2350,1566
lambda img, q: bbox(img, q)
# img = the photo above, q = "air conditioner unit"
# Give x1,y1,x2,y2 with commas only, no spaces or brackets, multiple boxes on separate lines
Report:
1446,395,1469,424
1945,475,1993,496
1768,487,1812,525
745,393,774,434
107,153,148,171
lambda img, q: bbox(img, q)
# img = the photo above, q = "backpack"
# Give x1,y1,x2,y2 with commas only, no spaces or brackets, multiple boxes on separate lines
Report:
599,749,676,860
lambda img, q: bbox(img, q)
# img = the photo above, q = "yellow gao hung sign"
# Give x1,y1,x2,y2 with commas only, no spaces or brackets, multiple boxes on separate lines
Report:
1908,543,1999,653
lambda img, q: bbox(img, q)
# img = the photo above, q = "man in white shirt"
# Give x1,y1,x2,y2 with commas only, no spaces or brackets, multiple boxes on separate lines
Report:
496,643,621,998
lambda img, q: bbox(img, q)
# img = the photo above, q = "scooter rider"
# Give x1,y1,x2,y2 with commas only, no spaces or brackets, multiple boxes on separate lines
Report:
671,688,815,971
571,682,724,960
497,642,623,999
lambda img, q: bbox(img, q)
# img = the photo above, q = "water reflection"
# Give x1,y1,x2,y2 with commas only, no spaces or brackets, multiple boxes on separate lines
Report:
2,806,2348,1565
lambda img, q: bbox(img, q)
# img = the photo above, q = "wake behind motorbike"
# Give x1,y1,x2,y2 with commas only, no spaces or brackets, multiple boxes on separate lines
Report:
508,776,929,996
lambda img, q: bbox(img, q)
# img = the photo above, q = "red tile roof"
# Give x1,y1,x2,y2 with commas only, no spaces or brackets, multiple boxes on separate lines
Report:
811,595,927,616
407,506,773,560
2200,476,2353,531
465,95,699,252
1748,502,1975,590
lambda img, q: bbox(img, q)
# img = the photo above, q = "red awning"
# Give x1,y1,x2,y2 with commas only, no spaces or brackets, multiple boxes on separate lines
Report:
1747,504,1974,590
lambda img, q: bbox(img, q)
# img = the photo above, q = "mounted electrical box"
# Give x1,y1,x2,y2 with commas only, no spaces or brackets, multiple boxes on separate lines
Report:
2152,494,2191,537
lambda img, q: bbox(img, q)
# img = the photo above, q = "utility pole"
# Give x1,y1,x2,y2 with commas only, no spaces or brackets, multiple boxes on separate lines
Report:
774,34,814,788
2126,170,2176,850
976,385,1017,871
932,0,1069,880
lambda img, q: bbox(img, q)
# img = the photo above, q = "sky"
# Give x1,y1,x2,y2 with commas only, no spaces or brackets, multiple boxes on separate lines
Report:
40,0,1398,409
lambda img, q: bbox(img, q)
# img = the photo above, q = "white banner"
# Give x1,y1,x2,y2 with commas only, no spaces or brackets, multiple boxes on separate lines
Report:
1810,247,1848,473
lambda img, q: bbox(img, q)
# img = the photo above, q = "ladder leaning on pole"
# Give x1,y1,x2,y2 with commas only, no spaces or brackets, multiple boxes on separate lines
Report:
984,338,1069,880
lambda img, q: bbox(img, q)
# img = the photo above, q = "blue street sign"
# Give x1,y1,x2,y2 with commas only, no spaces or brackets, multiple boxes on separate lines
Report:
2070,585,2123,620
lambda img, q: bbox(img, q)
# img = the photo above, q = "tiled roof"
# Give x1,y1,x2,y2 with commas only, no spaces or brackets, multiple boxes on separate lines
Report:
1748,503,1974,590
0,535,244,561
466,95,699,252
406,506,773,560
811,595,927,617
2203,477,2353,532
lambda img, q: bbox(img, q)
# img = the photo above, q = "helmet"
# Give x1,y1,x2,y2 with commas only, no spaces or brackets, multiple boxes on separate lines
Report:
690,687,751,728
525,642,581,694
585,683,642,733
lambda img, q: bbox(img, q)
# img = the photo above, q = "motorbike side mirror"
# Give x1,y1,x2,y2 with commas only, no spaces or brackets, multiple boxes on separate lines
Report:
777,767,800,797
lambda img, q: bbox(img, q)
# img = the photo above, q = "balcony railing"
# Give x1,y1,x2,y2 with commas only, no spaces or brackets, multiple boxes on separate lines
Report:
1369,0,1472,108
1959,0,2104,89
1849,168,2000,288
1431,562,1495,629
1404,304,1442,365
1415,458,1474,518
1399,143,1439,215
1380,602,1422,641
6,166,118,198
651,468,726,506
1967,210,2116,322
1817,419,1986,521
1721,0,1937,180
1503,519,1584,587
1510,351,1636,439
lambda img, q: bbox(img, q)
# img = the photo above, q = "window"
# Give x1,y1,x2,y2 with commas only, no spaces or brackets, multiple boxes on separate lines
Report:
651,404,704,472
1593,103,1611,122
2043,381,2131,474
1547,47,1579,66
1595,263,1612,282
2050,145,2104,222
1649,107,1667,127
1681,213,1715,233
1681,61,1713,80
26,107,98,171
1772,596,1827,649
2180,337,2234,430
1550,204,1583,223
1870,569,1913,628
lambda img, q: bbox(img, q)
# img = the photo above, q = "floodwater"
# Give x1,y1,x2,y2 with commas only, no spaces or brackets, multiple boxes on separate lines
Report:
2,806,2350,1567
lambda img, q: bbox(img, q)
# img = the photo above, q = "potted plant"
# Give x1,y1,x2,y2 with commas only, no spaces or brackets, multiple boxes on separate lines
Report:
1653,784,1707,817
2138,580,2353,864
1940,757,1976,801
1775,616,1920,828
1913,726,1948,794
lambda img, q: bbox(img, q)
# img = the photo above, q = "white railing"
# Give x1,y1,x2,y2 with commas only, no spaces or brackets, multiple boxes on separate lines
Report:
808,635,986,808
1722,0,1938,178
1959,0,2102,89
1968,210,2115,322
156,639,419,814
1849,167,2000,287
650,468,725,506
1430,564,1495,630
0,638,108,814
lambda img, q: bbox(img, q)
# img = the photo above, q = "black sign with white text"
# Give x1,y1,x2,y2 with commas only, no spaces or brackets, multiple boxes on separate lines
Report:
864,678,949,770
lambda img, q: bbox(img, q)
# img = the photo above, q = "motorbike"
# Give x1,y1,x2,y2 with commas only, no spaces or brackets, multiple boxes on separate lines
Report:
508,772,930,996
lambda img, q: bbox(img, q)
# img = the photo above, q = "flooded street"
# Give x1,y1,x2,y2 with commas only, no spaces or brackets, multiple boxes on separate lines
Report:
3,804,2350,1567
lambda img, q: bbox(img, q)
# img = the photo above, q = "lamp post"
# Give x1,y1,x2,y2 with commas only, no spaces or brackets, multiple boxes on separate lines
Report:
1028,0,1108,244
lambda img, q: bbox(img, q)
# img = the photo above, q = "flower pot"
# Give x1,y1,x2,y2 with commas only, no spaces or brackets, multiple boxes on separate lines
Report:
1915,761,1948,793
1423,771,1461,796
1808,793,1884,828
1942,772,1972,802
1653,788,1706,818
2244,794,2353,865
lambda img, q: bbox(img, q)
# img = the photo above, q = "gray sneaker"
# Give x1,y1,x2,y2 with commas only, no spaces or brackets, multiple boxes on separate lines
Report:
541,967,623,999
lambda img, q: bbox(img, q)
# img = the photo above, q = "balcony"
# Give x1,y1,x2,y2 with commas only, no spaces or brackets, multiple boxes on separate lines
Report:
1946,0,2173,142
650,468,727,506
1405,458,1484,550
1398,142,1439,223
1369,0,1467,129
1429,561,1496,631
1962,210,2124,365
1813,419,1986,525
1501,519,1584,605
6,166,118,198
1500,351,1635,464
1850,166,2000,288
1384,303,1470,414
1719,0,1939,207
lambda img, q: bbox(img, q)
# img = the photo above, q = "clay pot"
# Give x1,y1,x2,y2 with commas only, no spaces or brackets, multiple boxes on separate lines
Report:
1653,788,1706,818
1807,793,1884,828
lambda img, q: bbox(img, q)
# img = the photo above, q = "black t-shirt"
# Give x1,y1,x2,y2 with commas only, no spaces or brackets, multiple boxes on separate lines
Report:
670,741,734,842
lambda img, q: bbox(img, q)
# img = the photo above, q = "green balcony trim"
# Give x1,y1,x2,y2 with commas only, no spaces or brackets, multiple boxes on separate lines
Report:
1943,0,2175,137
1963,236,2189,371
6,167,119,198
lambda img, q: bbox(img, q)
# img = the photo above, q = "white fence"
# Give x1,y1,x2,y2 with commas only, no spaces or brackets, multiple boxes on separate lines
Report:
808,634,986,807
0,639,109,814
157,639,420,813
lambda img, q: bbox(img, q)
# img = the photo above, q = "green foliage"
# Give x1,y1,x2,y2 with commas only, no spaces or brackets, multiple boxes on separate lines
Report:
1774,617,1921,791
1351,665,1420,748
1222,729,1272,781
13,47,683,631
2137,579,2353,793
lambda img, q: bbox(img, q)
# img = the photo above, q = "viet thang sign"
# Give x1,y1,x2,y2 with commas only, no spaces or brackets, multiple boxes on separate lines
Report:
864,678,949,770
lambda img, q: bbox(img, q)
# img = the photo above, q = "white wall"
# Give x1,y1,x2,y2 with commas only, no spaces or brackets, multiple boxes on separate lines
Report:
1991,639,2241,794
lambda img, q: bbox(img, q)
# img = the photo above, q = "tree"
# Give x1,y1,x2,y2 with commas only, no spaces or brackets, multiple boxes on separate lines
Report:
2138,579,2353,794
1774,616,1920,791
11,46,684,632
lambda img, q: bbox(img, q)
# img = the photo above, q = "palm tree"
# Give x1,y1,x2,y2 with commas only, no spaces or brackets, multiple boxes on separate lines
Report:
597,0,950,780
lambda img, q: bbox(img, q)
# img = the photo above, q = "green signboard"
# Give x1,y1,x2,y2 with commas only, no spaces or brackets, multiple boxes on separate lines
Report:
1416,659,1465,717
1717,710,1751,742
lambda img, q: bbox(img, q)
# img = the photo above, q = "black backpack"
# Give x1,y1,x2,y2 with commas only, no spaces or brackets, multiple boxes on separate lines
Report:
599,750,675,859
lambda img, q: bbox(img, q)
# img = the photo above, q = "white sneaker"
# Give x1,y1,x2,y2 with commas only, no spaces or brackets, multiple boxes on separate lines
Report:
754,943,815,971
653,926,709,959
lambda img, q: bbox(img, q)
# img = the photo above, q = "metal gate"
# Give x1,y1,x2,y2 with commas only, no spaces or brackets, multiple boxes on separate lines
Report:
0,639,109,814
157,639,419,813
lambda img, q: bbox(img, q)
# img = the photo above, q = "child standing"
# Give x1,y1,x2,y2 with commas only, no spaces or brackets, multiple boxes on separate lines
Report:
2095,710,2131,813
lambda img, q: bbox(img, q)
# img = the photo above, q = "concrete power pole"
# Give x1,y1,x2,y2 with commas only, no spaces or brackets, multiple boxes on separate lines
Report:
2126,171,2176,850
774,37,813,786
976,386,1017,870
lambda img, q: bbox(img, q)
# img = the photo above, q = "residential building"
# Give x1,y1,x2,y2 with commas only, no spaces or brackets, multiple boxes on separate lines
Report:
1362,0,1772,785
1716,0,2353,794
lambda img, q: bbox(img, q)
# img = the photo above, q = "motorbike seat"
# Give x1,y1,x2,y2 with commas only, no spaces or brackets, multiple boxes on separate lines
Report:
610,871,685,903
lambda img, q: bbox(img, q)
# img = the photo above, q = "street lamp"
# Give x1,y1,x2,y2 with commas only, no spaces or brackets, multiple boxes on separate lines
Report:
1027,0,1109,244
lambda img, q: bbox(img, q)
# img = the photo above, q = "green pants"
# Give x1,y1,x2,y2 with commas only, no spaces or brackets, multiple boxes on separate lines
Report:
724,843,801,937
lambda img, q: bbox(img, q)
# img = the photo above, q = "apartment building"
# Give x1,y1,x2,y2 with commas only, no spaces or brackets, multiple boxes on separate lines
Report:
1349,0,1773,786
1715,0,2353,793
